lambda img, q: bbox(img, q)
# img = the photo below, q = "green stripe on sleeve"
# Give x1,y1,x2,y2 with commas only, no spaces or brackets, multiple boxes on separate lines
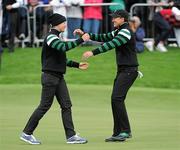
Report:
67,42,73,50
108,41,115,48
52,40,60,49
107,33,113,39
103,43,110,51
119,36,127,44
113,38,121,46
95,34,99,41
98,47,104,53
56,43,64,51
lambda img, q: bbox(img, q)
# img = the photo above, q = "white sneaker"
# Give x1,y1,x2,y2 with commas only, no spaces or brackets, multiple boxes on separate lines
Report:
20,132,41,145
67,134,88,144
145,41,154,52
156,43,168,52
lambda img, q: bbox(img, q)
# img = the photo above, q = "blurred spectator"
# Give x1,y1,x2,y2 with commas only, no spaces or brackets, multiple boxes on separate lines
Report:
49,0,66,16
126,0,136,12
50,0,68,39
145,0,171,52
126,0,146,12
40,0,49,4
18,0,28,40
28,0,39,44
83,0,103,34
64,0,84,39
172,4,180,46
0,1,2,39
0,0,3,48
109,0,125,12
5,0,23,52
39,0,52,38
129,16,145,53
174,27,180,47
160,0,180,47
0,0,3,67
28,0,50,44
126,0,147,28
1,0,9,49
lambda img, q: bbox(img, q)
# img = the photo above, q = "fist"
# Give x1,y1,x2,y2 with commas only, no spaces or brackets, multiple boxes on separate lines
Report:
82,33,90,41
79,62,89,70
82,51,93,60
73,29,84,36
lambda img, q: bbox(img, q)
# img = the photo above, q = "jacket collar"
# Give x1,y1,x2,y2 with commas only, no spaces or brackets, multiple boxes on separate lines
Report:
50,29,61,36
118,22,129,30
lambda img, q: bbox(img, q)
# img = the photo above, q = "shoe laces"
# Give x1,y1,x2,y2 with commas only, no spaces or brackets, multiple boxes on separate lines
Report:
74,133,82,140
68,133,84,141
30,135,38,141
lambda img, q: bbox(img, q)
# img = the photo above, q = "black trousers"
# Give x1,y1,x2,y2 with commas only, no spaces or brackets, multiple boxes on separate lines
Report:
111,68,138,136
23,73,76,139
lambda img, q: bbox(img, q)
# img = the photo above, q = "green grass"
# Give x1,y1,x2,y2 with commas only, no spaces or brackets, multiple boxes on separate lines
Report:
1,47,180,149
0,47,180,88
0,84,180,150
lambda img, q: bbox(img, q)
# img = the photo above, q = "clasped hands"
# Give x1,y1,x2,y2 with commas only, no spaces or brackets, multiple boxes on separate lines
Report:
74,29,94,64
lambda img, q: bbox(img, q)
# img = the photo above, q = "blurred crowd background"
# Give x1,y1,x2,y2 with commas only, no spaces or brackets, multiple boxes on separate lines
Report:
0,0,180,55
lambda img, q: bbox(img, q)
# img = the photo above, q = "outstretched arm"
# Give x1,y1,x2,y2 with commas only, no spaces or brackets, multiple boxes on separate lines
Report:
74,29,115,42
66,59,79,68
82,29,131,59
88,32,114,42
66,59,89,70
46,33,90,52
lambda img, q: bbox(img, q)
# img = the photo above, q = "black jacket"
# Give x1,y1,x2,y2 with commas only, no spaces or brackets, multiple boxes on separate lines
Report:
114,23,139,68
42,29,83,75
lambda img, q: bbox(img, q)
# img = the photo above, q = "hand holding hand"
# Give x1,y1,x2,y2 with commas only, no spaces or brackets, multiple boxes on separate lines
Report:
79,62,89,70
73,29,84,36
82,33,90,41
82,51,93,60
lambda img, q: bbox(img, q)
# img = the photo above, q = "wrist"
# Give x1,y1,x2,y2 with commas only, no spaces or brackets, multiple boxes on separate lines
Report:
76,38,84,44
74,62,80,68
92,49,100,55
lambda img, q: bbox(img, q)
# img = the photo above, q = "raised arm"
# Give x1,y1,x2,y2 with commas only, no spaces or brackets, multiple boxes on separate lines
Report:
82,29,131,59
46,33,89,52
88,32,115,42
92,29,131,55
74,29,116,42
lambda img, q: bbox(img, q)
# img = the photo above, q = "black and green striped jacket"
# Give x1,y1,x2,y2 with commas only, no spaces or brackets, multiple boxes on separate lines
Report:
91,23,138,68
42,29,84,75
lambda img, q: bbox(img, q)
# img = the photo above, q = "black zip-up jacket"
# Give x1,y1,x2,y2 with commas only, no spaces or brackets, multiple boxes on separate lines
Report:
90,23,139,68
42,29,84,75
